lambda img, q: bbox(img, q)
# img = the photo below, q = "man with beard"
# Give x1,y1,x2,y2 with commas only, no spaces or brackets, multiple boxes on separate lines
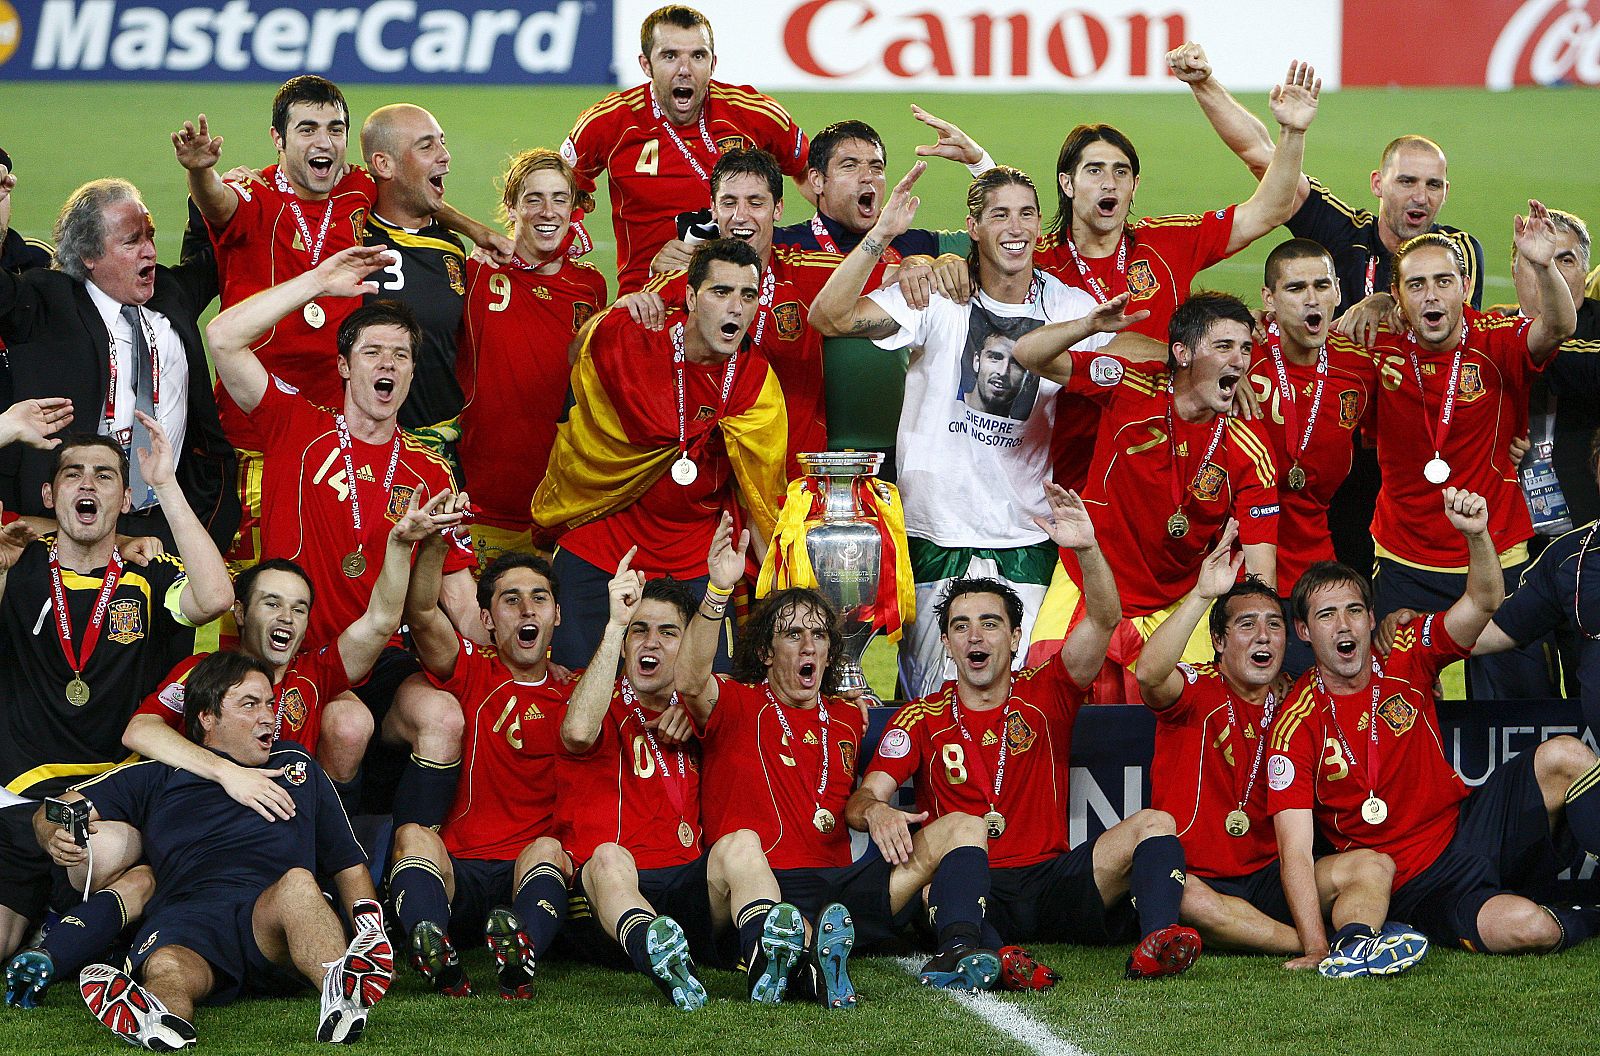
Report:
963,331,1031,418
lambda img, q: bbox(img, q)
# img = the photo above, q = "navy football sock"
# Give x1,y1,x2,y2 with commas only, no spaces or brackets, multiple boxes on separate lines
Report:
1328,920,1376,950
929,845,989,953
1563,760,1600,854
1544,903,1600,952
616,909,656,975
41,890,128,976
391,755,460,830
388,857,449,935
981,920,1006,950
512,864,568,957
1130,835,1187,937
735,898,777,968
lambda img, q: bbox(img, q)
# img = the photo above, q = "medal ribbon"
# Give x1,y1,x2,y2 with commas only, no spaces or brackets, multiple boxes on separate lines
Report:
1313,656,1385,797
1264,321,1327,471
1363,255,1379,299
1224,689,1278,814
649,93,718,185
102,309,162,431
670,321,741,462
765,684,831,808
947,688,1010,811
1063,234,1128,304
272,167,334,268
1404,319,1468,467
48,546,124,680
621,678,692,826
1163,381,1229,518
333,416,403,549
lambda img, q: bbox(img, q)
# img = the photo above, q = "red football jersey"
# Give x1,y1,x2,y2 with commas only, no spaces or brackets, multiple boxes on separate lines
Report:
135,645,351,756
208,165,374,414
562,81,808,294
428,637,570,861
1267,614,1471,887
868,657,1083,868
696,679,865,870
1244,332,1378,593
1061,353,1279,615
456,257,608,532
556,681,702,869
1150,663,1280,879
1038,209,1238,492
246,378,474,650
1369,308,1537,568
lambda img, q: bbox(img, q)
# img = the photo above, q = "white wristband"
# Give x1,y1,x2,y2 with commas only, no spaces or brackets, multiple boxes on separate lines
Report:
966,151,997,177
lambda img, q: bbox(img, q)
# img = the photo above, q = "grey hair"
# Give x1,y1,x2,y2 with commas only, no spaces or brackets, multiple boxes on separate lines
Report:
1510,208,1591,272
53,178,143,281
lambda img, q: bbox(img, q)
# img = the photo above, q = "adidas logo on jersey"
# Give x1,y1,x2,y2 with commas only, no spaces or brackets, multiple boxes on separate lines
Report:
982,730,998,746
803,730,818,745
356,465,375,482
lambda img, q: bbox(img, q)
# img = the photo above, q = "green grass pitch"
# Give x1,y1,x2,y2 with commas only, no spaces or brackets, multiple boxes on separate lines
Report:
4,82,1599,1053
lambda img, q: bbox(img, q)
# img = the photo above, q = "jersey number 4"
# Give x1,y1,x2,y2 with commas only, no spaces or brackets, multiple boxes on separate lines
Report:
635,140,660,175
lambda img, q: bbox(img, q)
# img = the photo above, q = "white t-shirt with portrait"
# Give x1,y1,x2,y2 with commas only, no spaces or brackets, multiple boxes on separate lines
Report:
868,270,1109,549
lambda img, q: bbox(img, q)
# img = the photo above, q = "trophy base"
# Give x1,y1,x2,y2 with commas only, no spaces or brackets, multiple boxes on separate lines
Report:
832,660,879,705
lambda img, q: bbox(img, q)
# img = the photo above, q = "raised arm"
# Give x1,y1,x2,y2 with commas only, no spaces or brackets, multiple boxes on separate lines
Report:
1441,488,1503,648
561,548,642,755
172,114,239,228
205,245,390,414
1009,293,1152,385
1138,522,1243,710
808,162,926,338
0,398,74,452
137,412,232,624
1227,61,1319,254
403,529,460,682
676,512,747,726
1515,200,1579,363
910,105,996,173
1035,484,1122,688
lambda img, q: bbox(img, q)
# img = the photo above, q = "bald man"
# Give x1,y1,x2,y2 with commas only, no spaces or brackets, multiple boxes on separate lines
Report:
359,104,470,444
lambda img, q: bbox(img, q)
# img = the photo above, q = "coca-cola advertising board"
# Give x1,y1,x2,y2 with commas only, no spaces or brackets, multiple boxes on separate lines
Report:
614,0,1342,91
1343,0,1600,88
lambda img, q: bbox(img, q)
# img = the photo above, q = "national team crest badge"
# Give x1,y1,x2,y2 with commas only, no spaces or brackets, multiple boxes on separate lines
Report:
386,485,417,522
715,135,749,154
1126,260,1159,298
1339,389,1360,428
1377,694,1417,735
695,405,715,422
1189,462,1226,502
1004,712,1036,755
773,301,802,340
349,208,368,242
107,598,144,644
279,688,307,732
839,739,857,776
572,301,596,331
444,255,465,295
284,761,308,785
1456,363,1485,403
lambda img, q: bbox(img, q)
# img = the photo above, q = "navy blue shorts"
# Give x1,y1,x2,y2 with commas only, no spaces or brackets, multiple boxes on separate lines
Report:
0,801,72,921
1204,860,1292,926
1390,749,1572,951
352,644,423,721
986,837,1139,945
128,900,302,1006
775,846,913,951
443,857,518,945
568,855,736,970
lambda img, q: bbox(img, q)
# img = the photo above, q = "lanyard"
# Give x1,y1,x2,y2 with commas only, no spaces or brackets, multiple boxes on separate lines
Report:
621,678,691,823
1164,381,1228,515
649,93,718,185
765,684,831,805
1264,322,1328,469
1314,657,1385,795
333,416,403,544
1063,234,1128,304
1363,255,1379,299
671,322,740,459
1575,521,1600,640
947,690,1010,810
48,546,123,678
102,307,162,430
1224,689,1278,812
1404,320,1468,461
273,167,334,268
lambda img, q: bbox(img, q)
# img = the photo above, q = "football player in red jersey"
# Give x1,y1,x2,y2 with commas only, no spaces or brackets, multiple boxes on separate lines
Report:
680,513,996,996
562,4,808,294
1366,207,1577,698
854,485,1202,982
1275,490,1600,956
205,247,480,833
560,556,810,1009
388,527,574,1000
1139,523,1429,977
457,148,607,564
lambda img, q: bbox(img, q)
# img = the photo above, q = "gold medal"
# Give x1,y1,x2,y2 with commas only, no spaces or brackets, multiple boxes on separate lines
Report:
303,300,326,329
1166,511,1190,539
1287,464,1307,491
1224,809,1250,837
341,550,367,578
983,810,1006,839
1361,795,1388,825
677,821,694,848
670,456,698,486
65,677,91,707
812,808,836,834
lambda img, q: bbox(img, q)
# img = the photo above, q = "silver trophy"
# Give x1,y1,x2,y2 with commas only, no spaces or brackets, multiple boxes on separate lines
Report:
797,452,887,701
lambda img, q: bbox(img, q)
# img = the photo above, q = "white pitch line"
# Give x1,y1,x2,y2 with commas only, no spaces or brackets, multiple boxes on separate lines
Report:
895,958,1092,1056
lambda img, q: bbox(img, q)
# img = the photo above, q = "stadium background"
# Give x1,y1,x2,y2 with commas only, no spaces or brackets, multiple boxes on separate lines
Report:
2,0,1599,1052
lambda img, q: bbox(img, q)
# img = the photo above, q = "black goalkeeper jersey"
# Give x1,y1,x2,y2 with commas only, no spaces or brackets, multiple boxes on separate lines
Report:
363,214,468,431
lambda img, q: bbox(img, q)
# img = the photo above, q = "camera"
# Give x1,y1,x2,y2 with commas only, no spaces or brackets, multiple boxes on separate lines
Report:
44,797,91,847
